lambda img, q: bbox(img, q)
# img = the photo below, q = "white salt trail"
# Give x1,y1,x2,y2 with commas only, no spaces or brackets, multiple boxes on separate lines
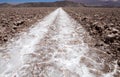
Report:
50,8,95,77
0,8,59,77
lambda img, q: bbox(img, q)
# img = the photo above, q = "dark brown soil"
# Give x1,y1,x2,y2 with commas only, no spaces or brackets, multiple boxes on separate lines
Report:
64,7,120,66
0,7,56,46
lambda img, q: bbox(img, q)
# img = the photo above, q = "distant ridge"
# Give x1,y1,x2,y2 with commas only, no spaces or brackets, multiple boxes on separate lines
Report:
0,3,12,7
0,1,84,7
0,1,119,8
67,0,120,7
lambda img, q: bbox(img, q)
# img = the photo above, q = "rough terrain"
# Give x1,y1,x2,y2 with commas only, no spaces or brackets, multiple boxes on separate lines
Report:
0,8,119,77
64,7,120,66
0,7,56,46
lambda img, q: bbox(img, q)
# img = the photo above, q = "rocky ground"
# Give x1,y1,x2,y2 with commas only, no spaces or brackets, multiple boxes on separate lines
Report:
0,7,56,46
0,7,120,67
1,8,119,77
64,7,120,67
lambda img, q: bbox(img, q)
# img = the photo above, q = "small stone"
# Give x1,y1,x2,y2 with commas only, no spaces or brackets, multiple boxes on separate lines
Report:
14,20,25,26
107,34,116,38
117,60,120,67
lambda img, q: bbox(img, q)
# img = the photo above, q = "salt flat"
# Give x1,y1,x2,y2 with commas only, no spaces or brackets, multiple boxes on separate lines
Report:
0,8,119,77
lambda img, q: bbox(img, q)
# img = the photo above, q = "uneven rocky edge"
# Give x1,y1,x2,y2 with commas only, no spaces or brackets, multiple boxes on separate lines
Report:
0,7,56,46
64,7,120,67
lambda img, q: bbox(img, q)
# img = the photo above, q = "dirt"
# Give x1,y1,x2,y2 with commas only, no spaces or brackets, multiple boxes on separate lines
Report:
0,7,56,46
0,7,119,76
0,7,120,67
64,7,120,67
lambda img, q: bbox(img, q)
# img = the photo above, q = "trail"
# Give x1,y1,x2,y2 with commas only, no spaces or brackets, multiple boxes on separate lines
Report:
0,8,119,77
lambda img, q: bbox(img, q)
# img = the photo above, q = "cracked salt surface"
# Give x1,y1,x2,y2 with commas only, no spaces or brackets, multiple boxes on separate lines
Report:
0,8,119,77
